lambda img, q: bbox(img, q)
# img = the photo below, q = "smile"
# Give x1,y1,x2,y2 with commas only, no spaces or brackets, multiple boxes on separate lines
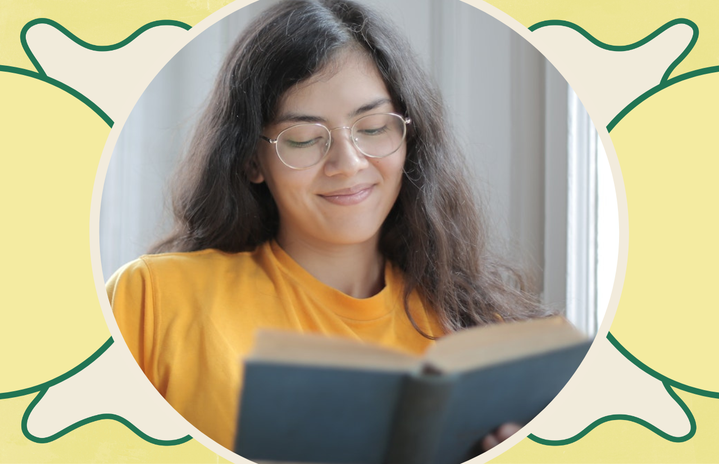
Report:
319,184,374,205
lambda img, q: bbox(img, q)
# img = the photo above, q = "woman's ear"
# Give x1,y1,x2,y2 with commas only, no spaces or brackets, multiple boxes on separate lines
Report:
248,158,265,184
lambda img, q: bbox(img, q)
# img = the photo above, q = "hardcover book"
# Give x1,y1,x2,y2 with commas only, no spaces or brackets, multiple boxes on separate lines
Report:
235,316,591,464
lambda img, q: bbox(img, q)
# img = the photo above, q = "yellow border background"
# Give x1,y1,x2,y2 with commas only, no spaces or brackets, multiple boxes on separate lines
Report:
2,0,718,462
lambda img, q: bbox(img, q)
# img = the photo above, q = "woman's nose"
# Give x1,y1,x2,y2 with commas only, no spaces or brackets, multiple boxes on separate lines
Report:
323,128,369,176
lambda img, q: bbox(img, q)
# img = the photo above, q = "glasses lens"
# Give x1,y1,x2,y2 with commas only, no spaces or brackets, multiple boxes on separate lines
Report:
276,124,330,169
352,114,406,158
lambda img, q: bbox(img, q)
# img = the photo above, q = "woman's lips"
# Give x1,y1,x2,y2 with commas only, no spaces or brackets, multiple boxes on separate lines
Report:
319,184,374,205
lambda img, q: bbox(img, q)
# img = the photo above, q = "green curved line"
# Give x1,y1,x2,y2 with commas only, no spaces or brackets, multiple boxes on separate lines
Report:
528,19,713,134
21,387,192,446
3,336,193,446
0,65,113,127
2,19,194,446
607,65,719,132
20,18,191,77
529,18,697,74
531,18,719,134
10,18,192,128
660,20,699,83
0,337,114,400
528,381,696,446
607,331,719,399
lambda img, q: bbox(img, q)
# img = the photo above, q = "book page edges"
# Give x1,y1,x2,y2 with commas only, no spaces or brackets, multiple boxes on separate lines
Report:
424,316,589,373
247,329,421,372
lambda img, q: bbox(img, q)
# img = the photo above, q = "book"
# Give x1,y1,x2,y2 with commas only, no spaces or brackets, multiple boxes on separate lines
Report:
234,316,591,464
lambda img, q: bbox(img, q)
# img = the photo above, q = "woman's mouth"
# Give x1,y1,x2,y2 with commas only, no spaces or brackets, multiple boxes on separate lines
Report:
319,184,374,205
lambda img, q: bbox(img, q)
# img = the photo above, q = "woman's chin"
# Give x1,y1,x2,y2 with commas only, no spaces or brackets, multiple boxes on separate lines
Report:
311,227,382,249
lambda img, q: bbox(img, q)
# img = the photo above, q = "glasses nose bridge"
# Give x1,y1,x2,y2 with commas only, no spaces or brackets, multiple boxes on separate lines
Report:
327,125,353,136
326,125,357,150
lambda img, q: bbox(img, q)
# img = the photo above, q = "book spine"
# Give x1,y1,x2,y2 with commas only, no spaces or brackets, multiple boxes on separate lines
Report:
384,372,456,464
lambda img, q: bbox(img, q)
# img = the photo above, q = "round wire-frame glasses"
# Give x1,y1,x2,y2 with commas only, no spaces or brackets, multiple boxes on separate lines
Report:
259,112,411,170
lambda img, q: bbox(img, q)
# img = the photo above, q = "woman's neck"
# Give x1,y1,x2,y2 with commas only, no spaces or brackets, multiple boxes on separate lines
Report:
275,234,385,299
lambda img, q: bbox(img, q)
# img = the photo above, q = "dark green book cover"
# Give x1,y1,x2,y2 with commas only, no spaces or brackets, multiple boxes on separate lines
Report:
234,318,591,464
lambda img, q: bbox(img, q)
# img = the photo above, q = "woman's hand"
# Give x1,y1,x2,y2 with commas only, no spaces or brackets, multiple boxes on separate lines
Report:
480,423,523,452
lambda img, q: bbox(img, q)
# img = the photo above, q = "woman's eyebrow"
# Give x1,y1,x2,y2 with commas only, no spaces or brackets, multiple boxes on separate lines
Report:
273,113,326,124
274,98,393,125
348,98,393,118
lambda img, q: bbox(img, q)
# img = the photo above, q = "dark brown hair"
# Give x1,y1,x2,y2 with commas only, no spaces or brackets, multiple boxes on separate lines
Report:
153,0,549,334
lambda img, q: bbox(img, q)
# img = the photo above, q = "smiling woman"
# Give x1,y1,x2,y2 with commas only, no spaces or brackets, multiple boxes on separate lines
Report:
104,0,554,458
252,52,406,297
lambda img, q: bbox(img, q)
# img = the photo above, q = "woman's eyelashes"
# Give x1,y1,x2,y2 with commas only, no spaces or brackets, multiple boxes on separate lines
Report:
285,137,324,148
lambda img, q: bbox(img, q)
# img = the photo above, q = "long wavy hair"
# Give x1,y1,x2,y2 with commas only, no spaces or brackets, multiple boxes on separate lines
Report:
153,0,549,335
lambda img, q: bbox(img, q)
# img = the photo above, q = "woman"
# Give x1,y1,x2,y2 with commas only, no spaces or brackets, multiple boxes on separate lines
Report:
107,0,545,454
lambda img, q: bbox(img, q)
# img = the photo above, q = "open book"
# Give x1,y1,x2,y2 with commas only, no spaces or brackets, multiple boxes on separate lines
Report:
234,316,591,464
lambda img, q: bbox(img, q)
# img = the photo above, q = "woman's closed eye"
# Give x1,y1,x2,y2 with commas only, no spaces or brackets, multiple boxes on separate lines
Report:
285,137,325,148
357,124,389,137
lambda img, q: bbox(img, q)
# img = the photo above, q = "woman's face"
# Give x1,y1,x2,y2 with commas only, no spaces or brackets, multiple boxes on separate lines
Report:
253,51,406,250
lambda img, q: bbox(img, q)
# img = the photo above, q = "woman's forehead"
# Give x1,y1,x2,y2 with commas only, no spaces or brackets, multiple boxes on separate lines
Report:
273,51,393,123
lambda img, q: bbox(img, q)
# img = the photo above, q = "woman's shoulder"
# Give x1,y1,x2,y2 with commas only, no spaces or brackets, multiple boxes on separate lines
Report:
139,247,256,270
107,244,270,291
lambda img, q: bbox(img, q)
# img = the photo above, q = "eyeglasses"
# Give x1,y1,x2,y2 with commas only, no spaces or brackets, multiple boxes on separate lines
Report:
260,112,411,170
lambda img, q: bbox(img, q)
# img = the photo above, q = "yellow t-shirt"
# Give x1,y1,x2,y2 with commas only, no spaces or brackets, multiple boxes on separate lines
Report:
106,240,443,450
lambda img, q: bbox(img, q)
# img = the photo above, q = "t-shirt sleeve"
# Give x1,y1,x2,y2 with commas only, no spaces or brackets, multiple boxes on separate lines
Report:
106,258,158,384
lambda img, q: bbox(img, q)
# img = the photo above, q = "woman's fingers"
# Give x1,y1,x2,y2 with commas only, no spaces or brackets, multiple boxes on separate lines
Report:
480,422,523,452
480,432,500,451
495,422,523,441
